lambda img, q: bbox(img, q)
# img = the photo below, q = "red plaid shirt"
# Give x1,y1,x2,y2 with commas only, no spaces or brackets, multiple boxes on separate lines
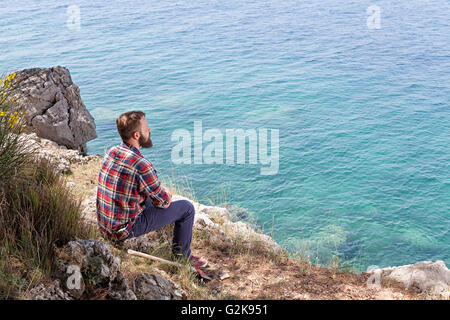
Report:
96,142,171,241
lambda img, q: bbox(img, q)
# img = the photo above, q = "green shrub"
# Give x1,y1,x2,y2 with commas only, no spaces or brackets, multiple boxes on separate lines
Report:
0,72,30,184
0,72,95,299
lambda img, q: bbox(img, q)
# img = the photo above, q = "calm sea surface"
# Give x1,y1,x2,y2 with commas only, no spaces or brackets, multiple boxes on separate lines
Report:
1,0,449,271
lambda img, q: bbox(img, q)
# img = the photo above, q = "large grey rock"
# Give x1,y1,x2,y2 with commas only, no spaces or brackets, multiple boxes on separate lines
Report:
108,272,138,300
133,273,186,300
369,260,450,298
9,66,96,154
52,239,136,300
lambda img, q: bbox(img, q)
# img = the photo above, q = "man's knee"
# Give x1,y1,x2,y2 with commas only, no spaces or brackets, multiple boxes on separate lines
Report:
180,199,195,217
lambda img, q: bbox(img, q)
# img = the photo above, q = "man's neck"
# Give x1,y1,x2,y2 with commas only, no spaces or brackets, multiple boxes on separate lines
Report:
124,139,140,150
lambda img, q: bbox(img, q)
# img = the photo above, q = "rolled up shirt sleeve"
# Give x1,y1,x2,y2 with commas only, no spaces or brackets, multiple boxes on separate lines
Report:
137,163,171,208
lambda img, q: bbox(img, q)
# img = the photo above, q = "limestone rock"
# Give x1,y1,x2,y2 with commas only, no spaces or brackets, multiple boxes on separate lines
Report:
51,239,135,300
133,273,186,300
108,272,138,300
28,280,73,300
122,234,160,254
221,220,285,255
9,66,96,154
201,206,232,222
194,212,217,229
369,260,450,298
15,132,101,174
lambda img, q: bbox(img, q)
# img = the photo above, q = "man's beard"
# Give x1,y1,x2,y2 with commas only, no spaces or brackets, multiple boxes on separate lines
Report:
139,132,153,148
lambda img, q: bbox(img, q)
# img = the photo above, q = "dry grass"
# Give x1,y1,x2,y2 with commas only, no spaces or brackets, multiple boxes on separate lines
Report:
0,158,97,299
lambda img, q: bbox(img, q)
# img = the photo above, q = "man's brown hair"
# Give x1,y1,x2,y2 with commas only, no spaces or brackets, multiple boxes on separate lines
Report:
116,110,146,141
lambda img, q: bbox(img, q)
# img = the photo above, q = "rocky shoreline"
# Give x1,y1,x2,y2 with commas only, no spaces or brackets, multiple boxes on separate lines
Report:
5,66,449,300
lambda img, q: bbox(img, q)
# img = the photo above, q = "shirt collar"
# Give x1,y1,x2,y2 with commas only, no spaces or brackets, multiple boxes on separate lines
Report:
122,141,142,157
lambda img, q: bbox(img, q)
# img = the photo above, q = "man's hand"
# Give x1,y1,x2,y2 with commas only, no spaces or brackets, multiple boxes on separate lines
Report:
160,187,172,209
166,188,172,199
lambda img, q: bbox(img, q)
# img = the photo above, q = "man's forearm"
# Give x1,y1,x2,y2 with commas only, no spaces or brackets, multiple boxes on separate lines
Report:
157,187,172,209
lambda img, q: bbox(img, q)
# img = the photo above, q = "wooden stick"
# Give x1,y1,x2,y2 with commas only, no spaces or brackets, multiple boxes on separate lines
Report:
127,249,184,268
128,249,214,281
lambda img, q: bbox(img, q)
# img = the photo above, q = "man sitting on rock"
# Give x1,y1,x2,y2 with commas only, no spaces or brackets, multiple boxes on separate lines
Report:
96,110,207,269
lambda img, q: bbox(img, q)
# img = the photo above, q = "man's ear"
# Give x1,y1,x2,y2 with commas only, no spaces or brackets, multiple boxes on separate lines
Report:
132,130,140,140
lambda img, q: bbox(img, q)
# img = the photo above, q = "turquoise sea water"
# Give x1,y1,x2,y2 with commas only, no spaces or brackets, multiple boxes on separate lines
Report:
1,0,449,271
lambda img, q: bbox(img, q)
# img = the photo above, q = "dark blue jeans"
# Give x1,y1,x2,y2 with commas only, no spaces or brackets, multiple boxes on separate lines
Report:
128,198,195,258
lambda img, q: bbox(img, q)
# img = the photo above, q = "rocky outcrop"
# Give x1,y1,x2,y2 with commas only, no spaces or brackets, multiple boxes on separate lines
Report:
28,239,188,300
52,239,135,300
368,260,450,298
17,132,101,174
8,66,96,154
